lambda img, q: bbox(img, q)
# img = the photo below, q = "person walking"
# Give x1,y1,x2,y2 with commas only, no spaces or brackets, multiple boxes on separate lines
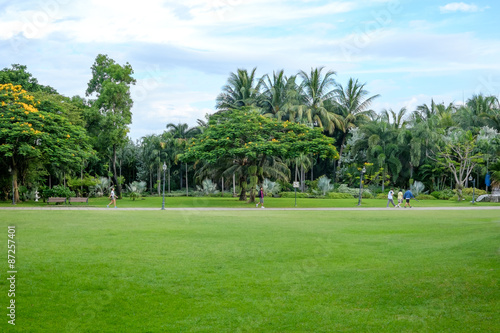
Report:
403,189,415,208
397,189,403,208
107,186,117,208
256,186,265,208
386,188,396,208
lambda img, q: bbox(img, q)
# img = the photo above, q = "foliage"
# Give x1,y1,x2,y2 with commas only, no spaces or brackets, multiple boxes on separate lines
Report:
0,83,93,202
278,191,310,198
181,107,338,202
195,179,219,196
85,54,136,198
430,189,455,200
315,175,333,196
415,194,437,200
257,178,281,196
67,175,99,196
125,181,147,200
327,192,353,199
410,180,425,196
336,184,373,198
40,185,75,199
89,177,111,197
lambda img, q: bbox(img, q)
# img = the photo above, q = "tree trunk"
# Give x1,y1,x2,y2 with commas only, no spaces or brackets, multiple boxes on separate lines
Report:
185,163,189,196
301,165,305,192
157,164,160,196
336,134,347,181
168,167,171,193
112,144,121,197
238,175,247,201
180,166,183,189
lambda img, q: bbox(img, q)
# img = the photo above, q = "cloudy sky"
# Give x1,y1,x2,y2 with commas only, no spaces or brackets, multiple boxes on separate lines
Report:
1,0,499,141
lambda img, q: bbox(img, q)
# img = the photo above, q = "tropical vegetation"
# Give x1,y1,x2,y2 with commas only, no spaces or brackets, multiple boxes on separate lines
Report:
1,62,500,204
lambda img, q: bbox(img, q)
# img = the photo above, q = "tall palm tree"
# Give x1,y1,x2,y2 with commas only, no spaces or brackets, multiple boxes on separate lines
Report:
381,107,408,129
362,119,401,191
166,123,200,193
297,67,339,133
455,94,498,131
260,70,302,122
333,78,379,173
216,68,262,111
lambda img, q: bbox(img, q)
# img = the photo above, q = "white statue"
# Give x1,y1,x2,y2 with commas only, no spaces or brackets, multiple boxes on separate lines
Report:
34,190,40,202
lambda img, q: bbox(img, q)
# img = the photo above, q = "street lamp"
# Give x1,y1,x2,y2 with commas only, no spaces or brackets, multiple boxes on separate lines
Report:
469,175,476,203
162,162,166,210
357,166,366,206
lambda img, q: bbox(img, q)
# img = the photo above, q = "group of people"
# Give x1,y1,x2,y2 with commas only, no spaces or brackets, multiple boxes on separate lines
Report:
387,188,415,208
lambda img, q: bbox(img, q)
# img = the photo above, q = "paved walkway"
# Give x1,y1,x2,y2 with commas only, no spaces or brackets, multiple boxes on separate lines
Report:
2,206,500,211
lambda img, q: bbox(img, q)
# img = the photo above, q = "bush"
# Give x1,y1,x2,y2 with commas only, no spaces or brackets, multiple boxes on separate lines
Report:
194,179,219,196
431,189,455,200
337,184,373,198
41,185,75,200
328,192,353,199
125,181,147,200
278,192,309,198
376,193,387,199
415,194,437,200
451,194,473,202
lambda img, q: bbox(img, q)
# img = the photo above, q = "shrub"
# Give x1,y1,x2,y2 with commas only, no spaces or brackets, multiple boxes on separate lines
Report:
257,179,281,197
278,192,309,198
125,181,147,200
416,194,437,200
376,193,387,199
41,185,75,199
316,176,333,196
328,192,353,199
195,179,219,196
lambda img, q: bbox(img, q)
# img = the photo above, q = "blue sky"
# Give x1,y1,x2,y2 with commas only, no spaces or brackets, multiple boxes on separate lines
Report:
1,0,499,141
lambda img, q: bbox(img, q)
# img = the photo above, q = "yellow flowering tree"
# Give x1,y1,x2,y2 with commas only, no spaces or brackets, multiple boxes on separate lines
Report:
0,83,92,202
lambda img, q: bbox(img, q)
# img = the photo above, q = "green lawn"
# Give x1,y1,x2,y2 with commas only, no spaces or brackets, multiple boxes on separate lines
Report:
1,195,499,208
0,210,499,332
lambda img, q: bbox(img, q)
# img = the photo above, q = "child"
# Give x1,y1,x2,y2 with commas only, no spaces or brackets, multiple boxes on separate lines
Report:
397,189,403,208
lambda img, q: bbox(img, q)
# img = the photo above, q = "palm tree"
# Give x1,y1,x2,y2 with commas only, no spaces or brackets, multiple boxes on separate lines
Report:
216,68,262,111
332,78,379,173
362,119,401,191
455,94,498,132
297,67,339,133
381,107,408,129
260,70,302,122
166,123,200,194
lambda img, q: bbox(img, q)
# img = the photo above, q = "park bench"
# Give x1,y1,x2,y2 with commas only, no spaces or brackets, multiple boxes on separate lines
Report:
69,197,88,205
47,197,67,205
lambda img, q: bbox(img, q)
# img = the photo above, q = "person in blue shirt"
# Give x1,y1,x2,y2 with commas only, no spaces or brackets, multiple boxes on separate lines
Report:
403,189,415,208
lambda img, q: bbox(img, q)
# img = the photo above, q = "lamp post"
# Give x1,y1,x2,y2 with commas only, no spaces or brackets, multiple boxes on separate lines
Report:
8,167,15,205
162,162,166,210
357,166,366,206
469,175,475,203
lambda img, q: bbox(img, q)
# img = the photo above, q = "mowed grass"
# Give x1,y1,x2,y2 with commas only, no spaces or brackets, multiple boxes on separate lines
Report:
0,210,499,332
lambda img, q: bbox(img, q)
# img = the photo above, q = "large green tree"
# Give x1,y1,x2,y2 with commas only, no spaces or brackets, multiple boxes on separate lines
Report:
0,83,92,202
181,108,338,202
85,54,136,198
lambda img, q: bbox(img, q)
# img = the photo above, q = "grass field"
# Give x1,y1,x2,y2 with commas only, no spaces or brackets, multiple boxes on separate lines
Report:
0,210,499,332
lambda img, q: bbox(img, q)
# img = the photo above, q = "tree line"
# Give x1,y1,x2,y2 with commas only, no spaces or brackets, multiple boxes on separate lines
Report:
1,59,499,203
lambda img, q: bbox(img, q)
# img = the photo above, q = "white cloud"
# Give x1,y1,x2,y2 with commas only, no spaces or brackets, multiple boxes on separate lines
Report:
439,2,480,13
